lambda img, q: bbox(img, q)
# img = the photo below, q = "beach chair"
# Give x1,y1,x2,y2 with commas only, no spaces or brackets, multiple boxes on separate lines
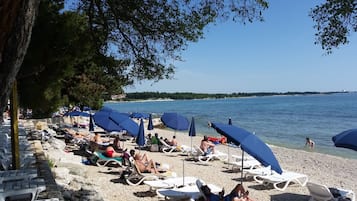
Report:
254,169,308,191
230,158,262,172
144,176,197,190
156,179,222,200
0,177,46,201
243,165,272,179
125,157,159,186
306,182,355,201
93,151,123,167
194,145,228,163
0,168,38,183
159,139,179,154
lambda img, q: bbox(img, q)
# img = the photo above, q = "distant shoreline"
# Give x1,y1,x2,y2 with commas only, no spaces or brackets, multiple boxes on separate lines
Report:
111,91,352,102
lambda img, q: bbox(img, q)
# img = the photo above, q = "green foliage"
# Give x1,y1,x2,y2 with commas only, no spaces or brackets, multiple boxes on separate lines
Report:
310,0,357,54
16,0,269,117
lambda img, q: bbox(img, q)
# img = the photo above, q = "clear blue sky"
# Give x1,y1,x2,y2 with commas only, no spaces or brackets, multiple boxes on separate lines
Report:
125,1,357,93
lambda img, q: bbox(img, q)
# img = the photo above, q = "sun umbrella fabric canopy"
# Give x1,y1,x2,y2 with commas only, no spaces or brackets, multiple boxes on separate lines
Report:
93,110,123,132
109,111,139,136
332,129,357,151
136,119,145,147
89,113,94,132
161,113,189,131
211,122,282,174
64,110,90,117
189,117,196,137
130,112,150,119
147,114,154,130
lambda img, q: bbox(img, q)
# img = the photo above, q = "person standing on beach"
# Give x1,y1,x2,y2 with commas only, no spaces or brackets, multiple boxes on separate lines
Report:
305,137,315,149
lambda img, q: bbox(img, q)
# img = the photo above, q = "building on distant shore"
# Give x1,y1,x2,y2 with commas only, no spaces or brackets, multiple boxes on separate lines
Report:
111,94,126,100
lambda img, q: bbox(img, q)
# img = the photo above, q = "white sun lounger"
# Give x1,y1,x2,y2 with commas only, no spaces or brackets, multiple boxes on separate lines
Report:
157,179,222,200
307,182,355,201
254,170,308,191
243,165,272,179
0,177,46,201
194,145,228,163
144,176,197,189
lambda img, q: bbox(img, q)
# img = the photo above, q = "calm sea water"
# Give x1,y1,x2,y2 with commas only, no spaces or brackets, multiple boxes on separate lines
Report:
105,93,357,159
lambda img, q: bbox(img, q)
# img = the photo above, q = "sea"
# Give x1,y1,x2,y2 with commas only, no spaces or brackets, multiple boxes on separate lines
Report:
104,92,357,160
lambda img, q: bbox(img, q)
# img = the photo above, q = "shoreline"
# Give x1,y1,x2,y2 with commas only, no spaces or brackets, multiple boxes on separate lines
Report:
22,118,357,201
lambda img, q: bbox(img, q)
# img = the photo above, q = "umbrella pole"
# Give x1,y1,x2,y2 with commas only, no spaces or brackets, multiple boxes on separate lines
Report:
190,136,193,158
183,159,185,186
241,150,244,185
227,145,230,168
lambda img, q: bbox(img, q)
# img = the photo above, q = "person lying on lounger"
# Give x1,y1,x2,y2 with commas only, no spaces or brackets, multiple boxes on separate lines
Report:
104,146,124,158
200,183,254,201
130,149,159,174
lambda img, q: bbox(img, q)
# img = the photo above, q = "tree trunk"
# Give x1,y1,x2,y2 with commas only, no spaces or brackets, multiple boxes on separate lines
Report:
0,0,40,120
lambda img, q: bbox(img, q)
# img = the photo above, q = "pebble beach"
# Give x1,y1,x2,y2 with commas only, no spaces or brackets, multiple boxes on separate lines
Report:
24,117,357,201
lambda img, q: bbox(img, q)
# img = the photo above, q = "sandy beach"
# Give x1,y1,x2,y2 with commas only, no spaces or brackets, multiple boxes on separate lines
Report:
29,119,357,201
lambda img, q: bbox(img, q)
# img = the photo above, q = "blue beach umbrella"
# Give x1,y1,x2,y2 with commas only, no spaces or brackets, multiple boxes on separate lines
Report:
147,114,154,131
332,129,357,151
136,119,145,147
64,110,90,117
188,117,196,154
89,113,94,132
161,113,189,131
210,122,282,184
109,111,139,137
93,110,123,132
94,109,139,135
131,112,150,119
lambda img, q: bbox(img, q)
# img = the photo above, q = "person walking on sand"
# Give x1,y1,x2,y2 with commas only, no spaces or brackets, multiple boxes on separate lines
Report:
305,137,315,149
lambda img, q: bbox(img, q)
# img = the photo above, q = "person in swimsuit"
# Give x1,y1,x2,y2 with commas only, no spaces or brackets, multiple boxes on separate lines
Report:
129,150,158,174
201,183,253,201
200,135,216,155
105,146,123,158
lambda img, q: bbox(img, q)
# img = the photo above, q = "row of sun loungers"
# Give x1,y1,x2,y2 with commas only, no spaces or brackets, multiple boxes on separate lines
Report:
0,125,49,201
34,124,354,201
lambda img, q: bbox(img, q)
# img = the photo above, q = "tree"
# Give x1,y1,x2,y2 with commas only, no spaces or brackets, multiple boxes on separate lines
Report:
15,0,269,117
310,0,357,54
0,0,40,119
17,1,133,117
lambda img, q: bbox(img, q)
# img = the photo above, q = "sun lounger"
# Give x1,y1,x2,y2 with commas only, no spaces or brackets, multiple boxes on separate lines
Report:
157,179,222,200
229,158,261,172
93,151,123,167
144,176,197,189
254,170,308,191
159,139,179,154
0,169,38,183
194,145,228,163
243,165,272,179
125,157,159,186
307,182,355,201
0,177,46,201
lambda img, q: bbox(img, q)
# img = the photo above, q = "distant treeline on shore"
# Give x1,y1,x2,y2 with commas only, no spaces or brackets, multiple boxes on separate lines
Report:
122,91,348,101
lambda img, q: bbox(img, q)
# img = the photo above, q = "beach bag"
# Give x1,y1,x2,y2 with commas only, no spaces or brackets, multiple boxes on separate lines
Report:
150,144,159,152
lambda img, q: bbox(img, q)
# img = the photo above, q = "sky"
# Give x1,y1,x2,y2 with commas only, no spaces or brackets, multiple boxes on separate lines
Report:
125,1,357,93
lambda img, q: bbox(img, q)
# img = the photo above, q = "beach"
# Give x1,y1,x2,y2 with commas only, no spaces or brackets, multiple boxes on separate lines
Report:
33,119,357,201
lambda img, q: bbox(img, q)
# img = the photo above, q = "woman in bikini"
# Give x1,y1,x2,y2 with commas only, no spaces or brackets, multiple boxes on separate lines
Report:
129,150,159,174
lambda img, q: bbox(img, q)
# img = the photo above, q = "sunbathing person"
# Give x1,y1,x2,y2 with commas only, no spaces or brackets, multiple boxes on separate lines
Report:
200,135,216,155
129,149,159,174
104,146,124,158
169,135,178,146
200,183,254,201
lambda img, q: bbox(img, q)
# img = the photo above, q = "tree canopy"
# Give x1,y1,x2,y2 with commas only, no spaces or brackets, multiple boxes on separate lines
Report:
15,0,269,117
1,0,357,119
310,0,357,54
